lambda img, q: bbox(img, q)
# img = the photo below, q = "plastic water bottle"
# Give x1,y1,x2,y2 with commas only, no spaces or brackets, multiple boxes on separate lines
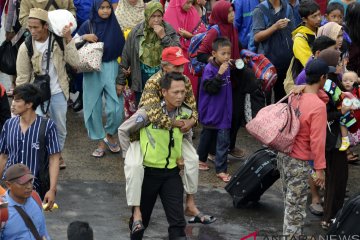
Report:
309,169,317,180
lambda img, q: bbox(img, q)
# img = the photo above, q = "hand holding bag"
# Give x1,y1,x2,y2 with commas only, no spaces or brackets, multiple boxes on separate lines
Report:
245,93,301,153
76,24,104,73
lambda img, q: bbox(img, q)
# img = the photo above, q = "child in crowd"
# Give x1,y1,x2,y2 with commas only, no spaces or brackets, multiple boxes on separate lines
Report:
193,0,208,26
324,71,360,151
295,36,337,85
76,0,125,157
322,2,351,58
67,221,94,240
291,0,321,75
197,37,232,182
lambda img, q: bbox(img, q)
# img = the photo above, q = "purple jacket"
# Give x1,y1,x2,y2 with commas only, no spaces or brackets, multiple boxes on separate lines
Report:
198,60,232,129
295,57,313,85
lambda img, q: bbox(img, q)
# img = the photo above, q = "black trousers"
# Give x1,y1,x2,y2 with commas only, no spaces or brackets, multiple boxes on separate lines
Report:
230,68,262,149
134,167,186,240
273,68,287,103
323,149,348,223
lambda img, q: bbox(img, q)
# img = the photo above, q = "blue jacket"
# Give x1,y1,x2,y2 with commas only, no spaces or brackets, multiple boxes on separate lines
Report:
234,0,259,48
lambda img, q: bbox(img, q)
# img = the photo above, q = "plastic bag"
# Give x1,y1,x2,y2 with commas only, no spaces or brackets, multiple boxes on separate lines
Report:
48,9,77,37
0,41,18,75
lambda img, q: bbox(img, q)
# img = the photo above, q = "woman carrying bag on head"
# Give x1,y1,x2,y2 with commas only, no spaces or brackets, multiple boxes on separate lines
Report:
76,0,125,158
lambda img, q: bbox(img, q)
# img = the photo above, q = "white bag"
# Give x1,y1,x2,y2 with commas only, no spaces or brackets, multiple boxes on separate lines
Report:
77,42,104,73
48,9,77,36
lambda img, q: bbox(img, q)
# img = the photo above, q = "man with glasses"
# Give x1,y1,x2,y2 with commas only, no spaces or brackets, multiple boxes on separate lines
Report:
2,164,51,240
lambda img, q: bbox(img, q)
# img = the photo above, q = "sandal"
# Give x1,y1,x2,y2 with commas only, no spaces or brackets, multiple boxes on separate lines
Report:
129,218,145,238
320,221,331,230
103,137,121,153
216,173,231,183
91,148,105,158
347,151,360,164
199,162,209,171
188,212,217,224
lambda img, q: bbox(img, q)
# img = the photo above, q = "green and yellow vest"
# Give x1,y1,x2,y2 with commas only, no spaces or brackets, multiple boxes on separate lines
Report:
140,104,192,169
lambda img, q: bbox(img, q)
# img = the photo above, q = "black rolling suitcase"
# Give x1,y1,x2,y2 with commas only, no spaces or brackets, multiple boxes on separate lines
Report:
327,194,360,236
225,148,279,208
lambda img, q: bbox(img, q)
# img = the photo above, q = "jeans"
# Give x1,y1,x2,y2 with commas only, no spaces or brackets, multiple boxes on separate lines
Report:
36,92,67,150
197,128,230,173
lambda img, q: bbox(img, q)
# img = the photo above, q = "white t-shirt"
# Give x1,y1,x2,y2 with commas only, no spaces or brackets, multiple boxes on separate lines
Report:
34,37,62,95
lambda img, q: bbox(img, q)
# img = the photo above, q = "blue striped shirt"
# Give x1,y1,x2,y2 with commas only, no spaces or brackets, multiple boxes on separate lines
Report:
0,115,60,189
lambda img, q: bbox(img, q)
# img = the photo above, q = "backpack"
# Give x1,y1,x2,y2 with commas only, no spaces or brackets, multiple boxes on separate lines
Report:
188,25,220,76
240,49,277,92
25,33,65,58
248,0,291,53
0,187,42,228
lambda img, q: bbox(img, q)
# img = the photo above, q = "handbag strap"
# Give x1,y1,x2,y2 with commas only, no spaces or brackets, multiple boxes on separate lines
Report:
13,206,43,240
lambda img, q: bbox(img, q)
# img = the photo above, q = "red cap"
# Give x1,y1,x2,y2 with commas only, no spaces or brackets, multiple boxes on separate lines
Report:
5,164,34,184
161,47,189,66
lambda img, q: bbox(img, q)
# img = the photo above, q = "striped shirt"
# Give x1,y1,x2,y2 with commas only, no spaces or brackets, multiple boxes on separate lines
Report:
0,115,60,189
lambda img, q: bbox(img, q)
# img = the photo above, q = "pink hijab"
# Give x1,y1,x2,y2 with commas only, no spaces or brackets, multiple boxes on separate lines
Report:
163,0,202,35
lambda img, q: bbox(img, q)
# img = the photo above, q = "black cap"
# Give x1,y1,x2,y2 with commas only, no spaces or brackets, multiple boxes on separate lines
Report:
305,59,336,77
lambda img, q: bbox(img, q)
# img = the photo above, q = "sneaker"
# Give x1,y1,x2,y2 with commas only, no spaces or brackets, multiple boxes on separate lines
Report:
228,147,245,158
339,140,350,151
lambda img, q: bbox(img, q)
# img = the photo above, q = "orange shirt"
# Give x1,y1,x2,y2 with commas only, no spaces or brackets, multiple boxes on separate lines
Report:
290,93,327,170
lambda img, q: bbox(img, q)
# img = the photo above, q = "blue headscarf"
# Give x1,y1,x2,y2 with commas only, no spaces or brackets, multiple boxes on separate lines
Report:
77,0,125,62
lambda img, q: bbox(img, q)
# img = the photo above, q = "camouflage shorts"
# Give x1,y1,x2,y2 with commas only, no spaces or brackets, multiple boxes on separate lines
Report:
277,153,311,237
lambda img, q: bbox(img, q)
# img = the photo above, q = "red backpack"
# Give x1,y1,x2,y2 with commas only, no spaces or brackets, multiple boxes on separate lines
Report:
240,49,278,92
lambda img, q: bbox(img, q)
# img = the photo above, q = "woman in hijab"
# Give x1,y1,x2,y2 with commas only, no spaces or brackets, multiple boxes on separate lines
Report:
317,22,344,50
115,0,145,31
77,0,125,157
116,0,179,104
163,0,206,97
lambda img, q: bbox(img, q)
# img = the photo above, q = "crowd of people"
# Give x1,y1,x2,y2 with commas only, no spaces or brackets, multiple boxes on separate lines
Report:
0,0,360,238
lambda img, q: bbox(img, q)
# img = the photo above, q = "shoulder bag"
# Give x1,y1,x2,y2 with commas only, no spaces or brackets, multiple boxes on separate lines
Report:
32,34,52,114
246,93,301,153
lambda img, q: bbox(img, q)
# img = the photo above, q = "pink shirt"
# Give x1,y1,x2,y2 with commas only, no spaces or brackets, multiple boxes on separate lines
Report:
290,93,327,170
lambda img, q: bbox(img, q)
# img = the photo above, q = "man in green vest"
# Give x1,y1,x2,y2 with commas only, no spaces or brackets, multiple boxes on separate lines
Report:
120,72,189,239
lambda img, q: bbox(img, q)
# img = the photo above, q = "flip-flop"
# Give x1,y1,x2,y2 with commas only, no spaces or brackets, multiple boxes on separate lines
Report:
217,173,231,183
91,148,105,158
199,162,209,171
103,138,121,153
188,212,217,224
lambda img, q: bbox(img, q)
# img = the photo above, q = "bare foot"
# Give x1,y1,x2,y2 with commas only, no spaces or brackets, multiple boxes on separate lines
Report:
184,205,200,217
133,206,142,222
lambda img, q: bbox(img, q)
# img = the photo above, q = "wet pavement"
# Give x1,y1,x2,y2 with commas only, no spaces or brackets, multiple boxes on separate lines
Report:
44,109,360,240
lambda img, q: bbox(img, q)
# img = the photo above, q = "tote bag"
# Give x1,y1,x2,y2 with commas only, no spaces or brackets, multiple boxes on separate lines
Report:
77,42,104,73
246,94,301,153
